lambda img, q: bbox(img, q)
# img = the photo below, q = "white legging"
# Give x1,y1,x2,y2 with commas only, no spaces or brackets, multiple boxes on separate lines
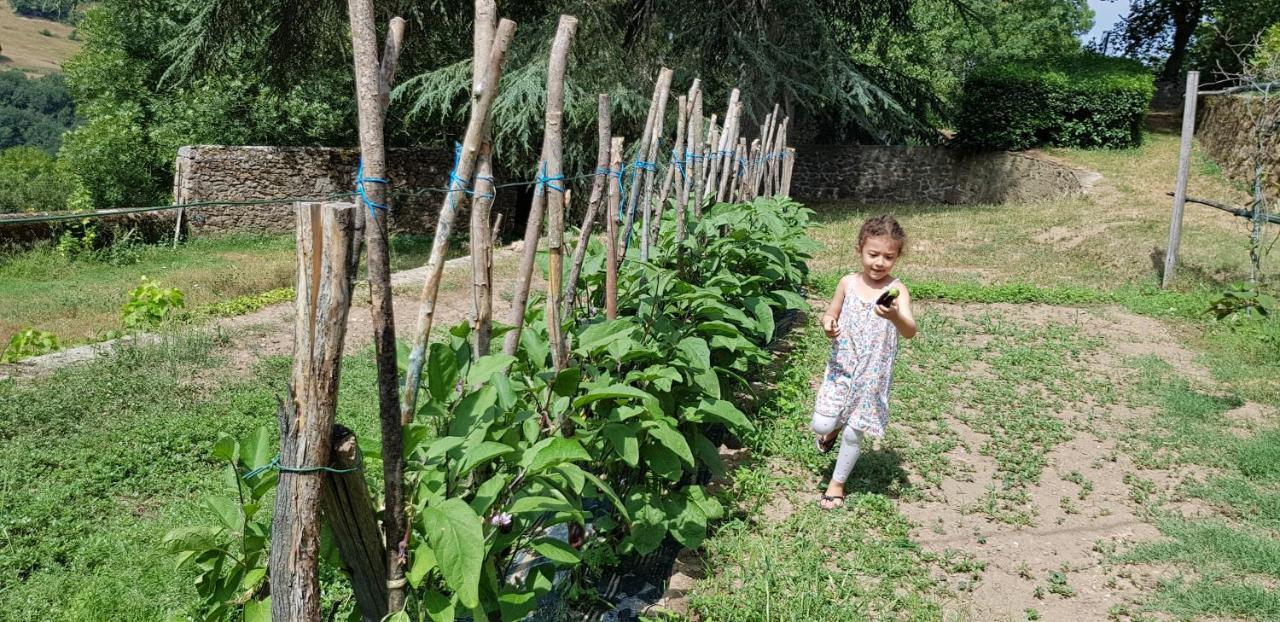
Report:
811,413,865,484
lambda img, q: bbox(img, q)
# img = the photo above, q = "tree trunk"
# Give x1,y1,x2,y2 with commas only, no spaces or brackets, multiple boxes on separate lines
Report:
270,202,358,622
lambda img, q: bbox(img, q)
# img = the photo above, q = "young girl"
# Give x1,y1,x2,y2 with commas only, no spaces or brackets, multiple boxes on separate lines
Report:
812,215,917,510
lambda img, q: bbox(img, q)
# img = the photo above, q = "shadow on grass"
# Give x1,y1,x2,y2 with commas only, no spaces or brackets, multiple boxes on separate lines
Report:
813,446,913,499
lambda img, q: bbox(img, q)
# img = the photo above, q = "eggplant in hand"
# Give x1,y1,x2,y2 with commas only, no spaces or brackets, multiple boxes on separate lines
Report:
875,287,900,308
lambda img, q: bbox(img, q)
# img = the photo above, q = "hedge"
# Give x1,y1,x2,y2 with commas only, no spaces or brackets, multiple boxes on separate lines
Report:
955,54,1155,150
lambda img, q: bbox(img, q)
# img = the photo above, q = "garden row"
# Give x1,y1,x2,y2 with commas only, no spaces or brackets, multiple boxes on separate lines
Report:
168,195,818,620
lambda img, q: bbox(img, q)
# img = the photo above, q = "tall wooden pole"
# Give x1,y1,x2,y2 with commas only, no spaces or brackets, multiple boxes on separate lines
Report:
402,19,516,420
716,97,742,203
543,17,578,371
678,86,702,244
606,137,623,320
505,16,578,358
652,93,688,245
470,0,499,357
1162,70,1199,289
320,425,387,622
621,70,668,261
270,202,358,622
344,3,408,612
780,146,796,198
564,94,612,319
698,115,718,216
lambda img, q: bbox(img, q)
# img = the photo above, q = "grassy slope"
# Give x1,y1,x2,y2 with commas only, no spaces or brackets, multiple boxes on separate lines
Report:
0,4,79,75
0,234,438,346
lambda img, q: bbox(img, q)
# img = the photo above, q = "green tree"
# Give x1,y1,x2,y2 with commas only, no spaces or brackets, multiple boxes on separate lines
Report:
0,146,78,213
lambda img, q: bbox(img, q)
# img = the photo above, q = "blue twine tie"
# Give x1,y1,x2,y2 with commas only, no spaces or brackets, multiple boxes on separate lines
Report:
355,160,389,217
243,454,358,480
634,160,657,173
535,161,565,196
671,148,687,180
446,142,472,207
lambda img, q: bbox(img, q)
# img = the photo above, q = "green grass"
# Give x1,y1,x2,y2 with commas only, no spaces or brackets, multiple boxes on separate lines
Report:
0,233,441,349
0,330,387,620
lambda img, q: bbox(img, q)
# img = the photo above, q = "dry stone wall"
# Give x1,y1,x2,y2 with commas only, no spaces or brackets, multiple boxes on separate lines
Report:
172,145,518,236
1197,94,1280,200
790,145,1087,204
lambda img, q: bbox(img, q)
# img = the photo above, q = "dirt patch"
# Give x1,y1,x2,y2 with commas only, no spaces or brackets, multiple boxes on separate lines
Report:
0,248,531,383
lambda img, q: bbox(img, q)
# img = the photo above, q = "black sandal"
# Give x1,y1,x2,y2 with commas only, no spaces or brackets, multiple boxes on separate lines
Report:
818,494,845,510
815,432,837,454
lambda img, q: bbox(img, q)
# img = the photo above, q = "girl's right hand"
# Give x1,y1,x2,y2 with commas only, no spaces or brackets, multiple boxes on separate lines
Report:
822,315,839,338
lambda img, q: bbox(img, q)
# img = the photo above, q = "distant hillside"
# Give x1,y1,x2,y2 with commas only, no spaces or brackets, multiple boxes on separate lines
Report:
0,3,80,75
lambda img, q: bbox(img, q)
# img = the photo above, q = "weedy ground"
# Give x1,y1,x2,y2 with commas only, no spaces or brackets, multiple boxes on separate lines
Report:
1,129,1279,621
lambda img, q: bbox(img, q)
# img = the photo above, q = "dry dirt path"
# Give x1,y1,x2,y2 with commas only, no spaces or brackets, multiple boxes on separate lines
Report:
0,246,534,382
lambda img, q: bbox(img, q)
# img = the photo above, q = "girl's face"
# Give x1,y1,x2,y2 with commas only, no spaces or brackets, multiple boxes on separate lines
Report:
859,235,901,281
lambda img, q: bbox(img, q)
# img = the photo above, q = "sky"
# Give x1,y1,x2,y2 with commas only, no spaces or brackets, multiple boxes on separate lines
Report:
1083,0,1130,48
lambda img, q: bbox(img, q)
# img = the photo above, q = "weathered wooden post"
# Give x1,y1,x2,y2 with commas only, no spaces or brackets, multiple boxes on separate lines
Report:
606,137,623,320
621,69,671,260
716,97,742,202
320,425,387,622
542,16,579,372
780,146,796,198
270,201,358,622
651,93,688,244
677,85,702,244
403,19,516,417
639,69,674,261
470,0,500,357
564,94,612,319
344,2,407,610
1162,70,1199,289
505,16,578,358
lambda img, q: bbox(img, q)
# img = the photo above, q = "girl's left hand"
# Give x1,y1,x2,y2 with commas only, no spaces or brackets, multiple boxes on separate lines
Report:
874,299,900,320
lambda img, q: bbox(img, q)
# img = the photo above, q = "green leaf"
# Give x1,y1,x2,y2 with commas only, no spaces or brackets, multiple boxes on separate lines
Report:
582,470,629,521
532,537,581,565
645,422,694,466
244,597,270,622
508,495,576,515
669,497,708,549
449,385,498,437
498,590,539,621
239,427,272,471
519,437,591,474
572,384,660,413
424,435,466,460
403,422,435,457
676,337,720,399
458,441,514,477
520,325,550,368
643,444,684,482
407,542,438,588
574,318,638,354
466,353,517,387
551,367,582,397
691,432,726,478
422,499,484,609
212,434,238,463
162,526,222,553
423,590,456,622
428,342,459,403
771,289,808,311
602,423,640,466
752,297,775,342
552,463,586,495
692,398,755,432
470,473,508,516
206,496,241,532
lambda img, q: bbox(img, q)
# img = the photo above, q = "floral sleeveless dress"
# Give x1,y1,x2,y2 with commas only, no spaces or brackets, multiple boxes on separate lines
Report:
812,275,900,437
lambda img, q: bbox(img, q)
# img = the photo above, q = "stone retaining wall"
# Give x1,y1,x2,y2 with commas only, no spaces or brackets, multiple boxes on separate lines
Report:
790,145,1087,204
172,145,519,236
1197,94,1280,200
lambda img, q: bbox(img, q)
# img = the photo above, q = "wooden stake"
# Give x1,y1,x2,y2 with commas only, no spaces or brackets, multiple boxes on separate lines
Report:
606,137,623,320
780,146,796,198
677,86,702,245
270,202,358,622
504,16,578,360
402,20,515,422
344,3,408,612
470,0,499,358
320,425,387,622
698,115,718,216
652,93,688,245
621,69,670,261
564,94,612,319
639,69,674,261
716,97,742,203
1162,70,1199,289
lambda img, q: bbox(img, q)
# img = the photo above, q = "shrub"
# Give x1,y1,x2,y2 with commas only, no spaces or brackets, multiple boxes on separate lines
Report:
8,0,79,23
121,276,185,329
1,328,60,363
955,54,1155,150
0,146,78,213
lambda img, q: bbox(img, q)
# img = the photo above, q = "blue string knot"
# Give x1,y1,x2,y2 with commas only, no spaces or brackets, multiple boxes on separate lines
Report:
535,161,565,196
355,160,389,216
